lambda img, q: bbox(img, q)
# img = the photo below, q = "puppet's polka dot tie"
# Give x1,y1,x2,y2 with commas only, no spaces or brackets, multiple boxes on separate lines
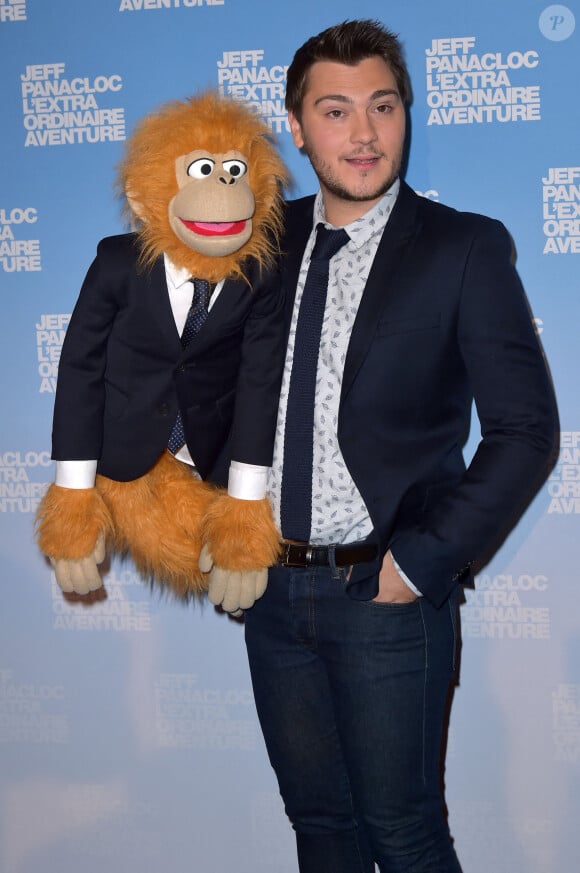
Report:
167,278,211,454
280,224,350,541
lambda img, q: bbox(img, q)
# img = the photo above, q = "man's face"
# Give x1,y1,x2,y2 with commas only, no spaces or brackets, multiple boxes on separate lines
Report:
288,56,406,225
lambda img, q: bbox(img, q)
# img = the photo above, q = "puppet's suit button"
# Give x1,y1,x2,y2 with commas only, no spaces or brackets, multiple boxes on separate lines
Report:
176,364,186,374
158,403,170,416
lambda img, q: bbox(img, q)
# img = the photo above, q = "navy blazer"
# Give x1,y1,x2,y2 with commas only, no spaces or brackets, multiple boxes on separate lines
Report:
281,183,558,606
52,233,284,484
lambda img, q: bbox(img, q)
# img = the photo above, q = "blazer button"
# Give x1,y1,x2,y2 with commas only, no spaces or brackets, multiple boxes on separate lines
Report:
159,403,170,416
176,364,186,374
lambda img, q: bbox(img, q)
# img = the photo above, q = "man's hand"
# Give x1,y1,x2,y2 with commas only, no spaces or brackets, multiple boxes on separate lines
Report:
373,550,418,604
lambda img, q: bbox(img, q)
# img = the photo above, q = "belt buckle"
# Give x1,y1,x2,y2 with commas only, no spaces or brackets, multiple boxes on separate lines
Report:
281,542,313,568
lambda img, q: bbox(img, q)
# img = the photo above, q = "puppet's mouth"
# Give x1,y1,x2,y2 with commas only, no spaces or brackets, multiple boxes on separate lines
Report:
180,219,248,236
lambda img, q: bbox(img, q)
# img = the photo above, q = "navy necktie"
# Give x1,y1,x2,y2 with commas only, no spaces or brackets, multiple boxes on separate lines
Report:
280,224,350,541
167,278,211,454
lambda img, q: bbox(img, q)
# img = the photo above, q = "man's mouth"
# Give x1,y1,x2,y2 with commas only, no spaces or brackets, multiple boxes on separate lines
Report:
180,219,248,236
345,155,382,170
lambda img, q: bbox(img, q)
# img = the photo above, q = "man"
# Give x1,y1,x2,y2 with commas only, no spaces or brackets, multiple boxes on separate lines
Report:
217,19,557,873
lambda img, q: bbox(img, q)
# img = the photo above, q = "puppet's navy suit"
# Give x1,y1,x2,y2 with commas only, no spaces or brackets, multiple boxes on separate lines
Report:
244,182,558,872
51,232,283,482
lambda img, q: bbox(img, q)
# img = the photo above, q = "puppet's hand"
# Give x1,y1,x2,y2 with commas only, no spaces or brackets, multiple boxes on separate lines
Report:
36,484,114,594
200,545,267,615
50,532,107,595
201,494,281,569
199,494,281,613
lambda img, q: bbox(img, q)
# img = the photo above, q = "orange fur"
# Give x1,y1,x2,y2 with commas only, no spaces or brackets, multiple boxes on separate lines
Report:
36,485,114,560
97,453,216,597
201,493,281,571
116,91,289,285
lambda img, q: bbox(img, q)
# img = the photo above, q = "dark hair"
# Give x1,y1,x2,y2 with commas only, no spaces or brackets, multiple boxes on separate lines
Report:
285,19,411,119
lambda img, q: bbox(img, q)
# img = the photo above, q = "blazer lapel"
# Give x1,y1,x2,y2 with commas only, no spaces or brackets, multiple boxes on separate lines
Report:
144,254,183,353
340,182,422,403
281,197,317,339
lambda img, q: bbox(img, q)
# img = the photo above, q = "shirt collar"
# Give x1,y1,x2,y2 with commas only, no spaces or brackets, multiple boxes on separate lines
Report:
164,254,192,290
313,176,401,251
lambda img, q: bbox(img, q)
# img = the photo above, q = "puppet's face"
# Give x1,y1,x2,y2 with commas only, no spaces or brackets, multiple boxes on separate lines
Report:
169,149,255,256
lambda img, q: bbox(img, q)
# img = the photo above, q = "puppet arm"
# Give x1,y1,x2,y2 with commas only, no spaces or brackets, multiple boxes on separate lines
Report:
200,462,281,614
36,463,114,595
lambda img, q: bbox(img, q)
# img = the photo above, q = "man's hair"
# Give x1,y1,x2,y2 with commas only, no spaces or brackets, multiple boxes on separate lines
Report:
285,19,411,119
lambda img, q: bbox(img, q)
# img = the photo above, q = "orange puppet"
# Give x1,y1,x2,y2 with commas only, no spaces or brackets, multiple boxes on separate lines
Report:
36,92,288,610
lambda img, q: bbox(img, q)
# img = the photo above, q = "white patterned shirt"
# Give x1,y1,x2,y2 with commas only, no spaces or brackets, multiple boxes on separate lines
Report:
269,179,400,544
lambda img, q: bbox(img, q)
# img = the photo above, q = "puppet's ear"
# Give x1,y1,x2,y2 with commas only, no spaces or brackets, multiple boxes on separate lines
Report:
126,190,146,222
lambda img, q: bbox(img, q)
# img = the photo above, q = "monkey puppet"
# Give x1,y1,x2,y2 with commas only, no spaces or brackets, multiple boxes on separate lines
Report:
36,92,288,612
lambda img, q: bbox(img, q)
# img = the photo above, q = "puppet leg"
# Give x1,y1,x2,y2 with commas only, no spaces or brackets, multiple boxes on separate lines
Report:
97,452,215,597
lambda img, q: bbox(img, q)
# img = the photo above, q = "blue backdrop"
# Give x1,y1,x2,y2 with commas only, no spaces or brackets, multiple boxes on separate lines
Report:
1,2,578,871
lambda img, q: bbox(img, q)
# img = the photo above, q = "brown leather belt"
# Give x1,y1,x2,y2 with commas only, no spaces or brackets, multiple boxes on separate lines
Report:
279,540,378,568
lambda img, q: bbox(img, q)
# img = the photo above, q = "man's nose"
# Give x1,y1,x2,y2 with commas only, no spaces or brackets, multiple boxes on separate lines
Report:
350,111,377,143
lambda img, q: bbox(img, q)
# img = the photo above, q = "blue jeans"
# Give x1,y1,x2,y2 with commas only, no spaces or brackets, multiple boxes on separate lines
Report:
244,561,462,873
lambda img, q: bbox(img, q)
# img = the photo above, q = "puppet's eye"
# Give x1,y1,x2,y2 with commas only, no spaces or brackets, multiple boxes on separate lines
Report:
187,158,215,179
222,159,247,178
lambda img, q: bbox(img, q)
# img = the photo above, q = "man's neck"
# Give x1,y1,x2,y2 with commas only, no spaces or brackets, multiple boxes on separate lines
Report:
320,178,400,227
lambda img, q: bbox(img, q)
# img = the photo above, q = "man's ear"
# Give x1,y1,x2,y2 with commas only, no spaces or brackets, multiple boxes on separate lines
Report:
287,111,305,149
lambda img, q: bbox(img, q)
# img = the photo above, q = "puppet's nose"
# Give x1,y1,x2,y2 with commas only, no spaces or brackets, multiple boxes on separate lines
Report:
218,175,236,185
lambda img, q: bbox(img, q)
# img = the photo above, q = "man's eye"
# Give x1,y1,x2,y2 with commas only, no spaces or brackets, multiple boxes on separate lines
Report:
187,158,215,178
375,104,392,114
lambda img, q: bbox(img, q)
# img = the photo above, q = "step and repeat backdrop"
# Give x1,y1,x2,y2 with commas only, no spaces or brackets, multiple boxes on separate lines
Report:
0,1,578,871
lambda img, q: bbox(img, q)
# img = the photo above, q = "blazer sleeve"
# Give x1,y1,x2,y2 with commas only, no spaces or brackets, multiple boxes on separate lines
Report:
51,237,127,462
390,218,559,606
228,259,285,467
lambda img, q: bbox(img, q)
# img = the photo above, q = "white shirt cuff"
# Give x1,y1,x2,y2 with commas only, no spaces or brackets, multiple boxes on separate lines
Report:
389,551,423,597
228,461,268,500
55,459,98,489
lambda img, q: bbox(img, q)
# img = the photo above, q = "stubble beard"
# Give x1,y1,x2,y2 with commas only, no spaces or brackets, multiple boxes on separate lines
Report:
302,136,402,205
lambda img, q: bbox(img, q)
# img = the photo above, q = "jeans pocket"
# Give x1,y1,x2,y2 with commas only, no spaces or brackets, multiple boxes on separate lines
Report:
366,598,421,610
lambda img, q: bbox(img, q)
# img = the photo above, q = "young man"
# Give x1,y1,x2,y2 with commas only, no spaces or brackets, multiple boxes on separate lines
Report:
231,19,556,873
